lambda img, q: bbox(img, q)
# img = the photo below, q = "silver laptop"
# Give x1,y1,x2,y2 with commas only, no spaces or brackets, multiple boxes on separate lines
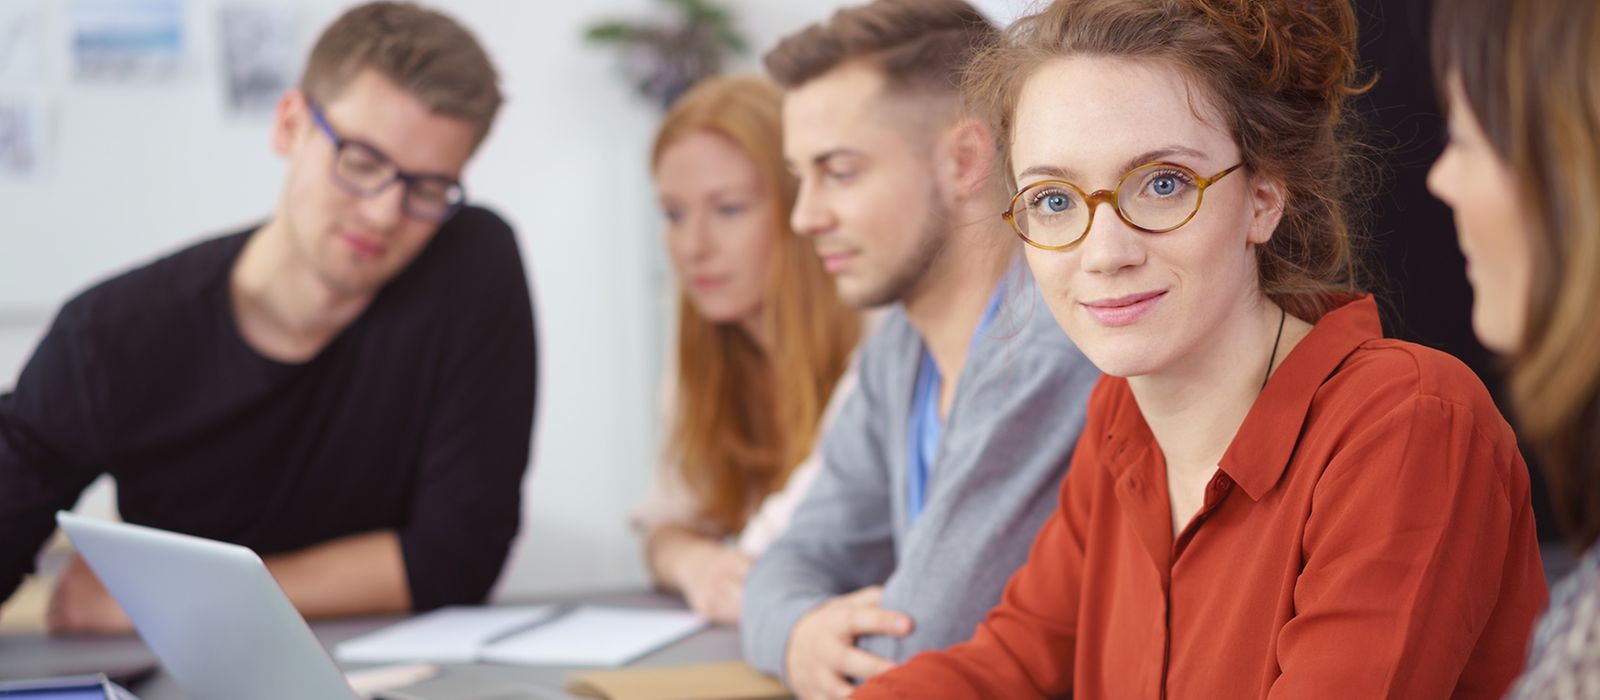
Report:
56,512,361,700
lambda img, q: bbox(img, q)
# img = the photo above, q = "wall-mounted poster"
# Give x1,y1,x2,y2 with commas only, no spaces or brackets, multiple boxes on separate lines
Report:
0,2,48,84
0,99,45,178
219,4,296,116
70,0,185,82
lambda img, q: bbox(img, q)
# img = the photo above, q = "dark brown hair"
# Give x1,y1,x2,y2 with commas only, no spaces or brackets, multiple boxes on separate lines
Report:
763,0,998,98
1434,0,1600,549
651,76,861,533
966,0,1371,322
300,2,503,147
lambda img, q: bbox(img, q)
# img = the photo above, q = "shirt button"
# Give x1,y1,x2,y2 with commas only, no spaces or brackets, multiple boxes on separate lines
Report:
1212,475,1232,490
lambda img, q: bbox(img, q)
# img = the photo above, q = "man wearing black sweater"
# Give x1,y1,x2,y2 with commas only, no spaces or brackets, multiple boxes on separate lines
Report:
0,2,536,634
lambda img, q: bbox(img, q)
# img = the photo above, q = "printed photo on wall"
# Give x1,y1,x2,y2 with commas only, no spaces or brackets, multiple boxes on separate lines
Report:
0,2,48,84
70,0,185,82
218,3,296,117
0,99,46,178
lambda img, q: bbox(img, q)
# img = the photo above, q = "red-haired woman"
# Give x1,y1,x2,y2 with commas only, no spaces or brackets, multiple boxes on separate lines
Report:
632,75,863,625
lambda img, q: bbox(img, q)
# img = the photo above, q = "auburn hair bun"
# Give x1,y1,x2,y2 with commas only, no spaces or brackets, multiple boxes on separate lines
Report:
1192,0,1364,105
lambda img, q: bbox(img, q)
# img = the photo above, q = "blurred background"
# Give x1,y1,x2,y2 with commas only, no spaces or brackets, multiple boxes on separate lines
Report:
0,0,1035,620
0,0,1553,625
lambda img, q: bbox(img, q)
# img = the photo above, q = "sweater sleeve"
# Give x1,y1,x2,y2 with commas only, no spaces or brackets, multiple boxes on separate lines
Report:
740,354,897,680
1267,393,1546,698
736,365,858,557
397,221,538,611
0,305,110,604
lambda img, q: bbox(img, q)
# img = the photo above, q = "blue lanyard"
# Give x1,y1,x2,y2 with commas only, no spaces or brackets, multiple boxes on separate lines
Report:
906,282,1006,526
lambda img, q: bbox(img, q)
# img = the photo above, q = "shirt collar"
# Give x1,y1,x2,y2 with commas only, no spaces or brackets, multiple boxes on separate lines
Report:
1101,295,1383,501
1219,295,1382,500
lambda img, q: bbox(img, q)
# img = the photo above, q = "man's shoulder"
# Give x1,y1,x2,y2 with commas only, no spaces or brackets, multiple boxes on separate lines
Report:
977,269,1097,381
854,305,919,371
392,205,528,302
408,205,522,279
59,229,251,336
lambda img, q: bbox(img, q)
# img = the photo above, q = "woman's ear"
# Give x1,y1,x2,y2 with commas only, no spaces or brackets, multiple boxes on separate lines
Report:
1245,170,1288,246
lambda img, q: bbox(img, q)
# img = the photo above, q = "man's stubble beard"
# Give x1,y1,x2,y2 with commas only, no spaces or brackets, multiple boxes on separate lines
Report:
844,183,952,309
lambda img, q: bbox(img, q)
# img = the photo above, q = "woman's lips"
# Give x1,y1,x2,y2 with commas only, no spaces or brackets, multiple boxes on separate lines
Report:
690,275,726,291
1080,290,1167,327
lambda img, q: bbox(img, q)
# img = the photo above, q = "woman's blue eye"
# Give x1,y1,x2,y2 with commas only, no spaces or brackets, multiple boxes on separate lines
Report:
1030,189,1075,214
717,203,748,217
1141,170,1194,197
663,208,684,224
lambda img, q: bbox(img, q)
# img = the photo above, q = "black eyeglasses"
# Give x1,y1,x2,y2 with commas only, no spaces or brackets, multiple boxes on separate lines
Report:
306,101,466,223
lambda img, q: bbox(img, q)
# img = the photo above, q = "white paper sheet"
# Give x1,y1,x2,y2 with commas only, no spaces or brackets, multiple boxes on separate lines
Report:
479,606,707,667
335,605,559,664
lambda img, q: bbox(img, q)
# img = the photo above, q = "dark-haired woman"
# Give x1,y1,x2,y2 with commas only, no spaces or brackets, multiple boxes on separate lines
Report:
855,0,1546,697
1428,0,1600,696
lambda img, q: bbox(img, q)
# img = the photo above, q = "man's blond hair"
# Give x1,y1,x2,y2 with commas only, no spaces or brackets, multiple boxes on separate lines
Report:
300,2,502,148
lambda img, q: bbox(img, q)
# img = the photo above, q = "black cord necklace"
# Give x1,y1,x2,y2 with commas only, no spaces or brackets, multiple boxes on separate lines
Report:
1262,306,1287,392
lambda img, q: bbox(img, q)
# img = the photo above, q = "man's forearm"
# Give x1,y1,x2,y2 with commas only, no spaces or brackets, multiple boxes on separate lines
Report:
742,544,864,679
266,529,411,619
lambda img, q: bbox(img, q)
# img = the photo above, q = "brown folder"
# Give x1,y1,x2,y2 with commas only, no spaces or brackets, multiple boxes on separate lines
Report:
566,661,792,700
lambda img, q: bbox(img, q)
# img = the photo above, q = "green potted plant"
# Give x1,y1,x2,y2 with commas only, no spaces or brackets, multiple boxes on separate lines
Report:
584,0,748,110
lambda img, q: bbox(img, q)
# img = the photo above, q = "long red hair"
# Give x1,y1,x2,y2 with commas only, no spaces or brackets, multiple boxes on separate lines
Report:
652,75,861,533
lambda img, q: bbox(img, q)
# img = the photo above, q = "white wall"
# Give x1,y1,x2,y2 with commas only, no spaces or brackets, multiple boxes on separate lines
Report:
0,0,1030,600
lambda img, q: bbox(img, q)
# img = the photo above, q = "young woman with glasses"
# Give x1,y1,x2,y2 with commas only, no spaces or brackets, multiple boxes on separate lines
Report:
855,0,1546,697
1428,0,1600,695
631,75,863,625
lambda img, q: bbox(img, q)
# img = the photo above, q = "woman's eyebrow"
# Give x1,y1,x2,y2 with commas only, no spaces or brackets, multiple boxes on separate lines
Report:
1015,145,1213,184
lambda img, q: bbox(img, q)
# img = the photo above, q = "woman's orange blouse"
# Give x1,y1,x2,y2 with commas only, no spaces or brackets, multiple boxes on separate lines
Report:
858,296,1547,699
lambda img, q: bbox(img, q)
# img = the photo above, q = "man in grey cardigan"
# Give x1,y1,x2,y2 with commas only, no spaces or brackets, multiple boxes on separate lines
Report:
743,2,1100,697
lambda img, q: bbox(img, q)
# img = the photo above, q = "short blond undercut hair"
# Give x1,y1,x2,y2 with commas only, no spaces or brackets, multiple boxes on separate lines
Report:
300,2,503,148
762,0,997,100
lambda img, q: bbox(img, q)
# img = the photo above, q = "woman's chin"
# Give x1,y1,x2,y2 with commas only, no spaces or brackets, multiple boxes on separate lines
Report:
1470,302,1521,356
1066,325,1170,379
1077,344,1165,379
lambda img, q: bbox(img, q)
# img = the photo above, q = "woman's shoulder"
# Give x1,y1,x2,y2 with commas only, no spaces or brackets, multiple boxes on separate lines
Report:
1332,338,1501,412
1315,338,1518,454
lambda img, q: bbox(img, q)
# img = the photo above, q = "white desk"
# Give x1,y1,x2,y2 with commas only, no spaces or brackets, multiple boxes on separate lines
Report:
0,590,761,700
